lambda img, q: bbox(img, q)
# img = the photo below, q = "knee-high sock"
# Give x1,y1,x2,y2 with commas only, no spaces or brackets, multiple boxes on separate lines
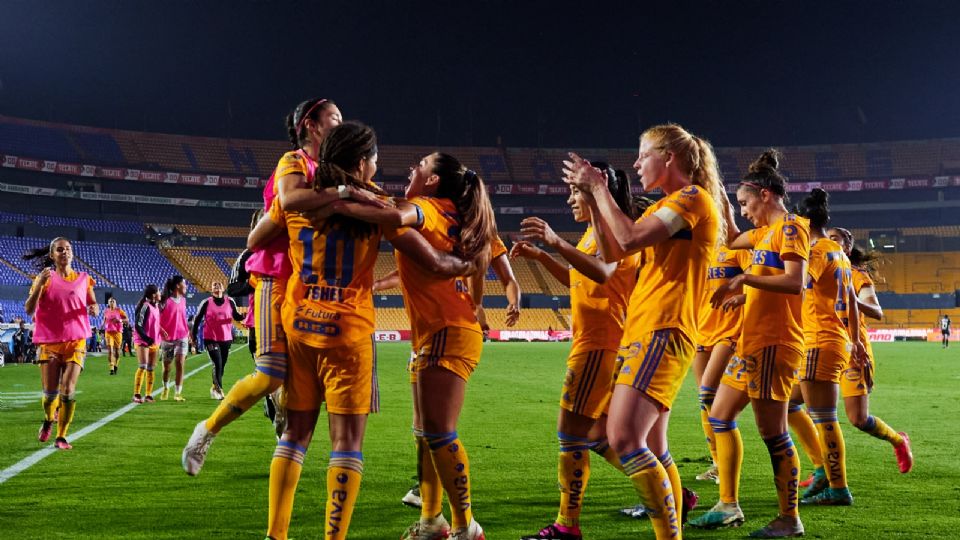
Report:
326,451,364,540
415,430,443,519
699,386,718,465
763,433,800,518
659,451,683,519
858,415,904,446
556,432,592,528
808,407,847,489
205,371,281,433
41,391,59,422
710,417,742,504
425,431,473,529
267,441,306,540
591,437,623,472
145,368,155,395
621,448,680,539
788,402,824,468
133,367,145,395
56,393,76,439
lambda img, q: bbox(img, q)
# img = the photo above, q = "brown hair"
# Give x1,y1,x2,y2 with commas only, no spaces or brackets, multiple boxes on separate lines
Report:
431,152,497,268
285,98,338,148
741,149,790,204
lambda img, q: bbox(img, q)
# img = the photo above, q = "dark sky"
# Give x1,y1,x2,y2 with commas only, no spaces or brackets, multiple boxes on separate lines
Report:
2,1,959,149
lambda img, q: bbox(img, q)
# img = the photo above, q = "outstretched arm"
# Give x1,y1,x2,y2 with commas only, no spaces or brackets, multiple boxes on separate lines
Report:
390,230,473,277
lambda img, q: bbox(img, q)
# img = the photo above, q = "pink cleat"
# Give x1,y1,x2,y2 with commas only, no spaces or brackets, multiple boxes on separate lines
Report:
54,437,72,450
895,432,913,473
38,420,53,442
132,394,144,404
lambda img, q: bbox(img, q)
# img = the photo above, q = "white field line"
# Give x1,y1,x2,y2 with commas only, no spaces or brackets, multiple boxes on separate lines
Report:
0,345,242,485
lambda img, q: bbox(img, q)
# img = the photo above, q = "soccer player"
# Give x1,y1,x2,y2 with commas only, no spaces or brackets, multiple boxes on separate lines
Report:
511,163,641,540
690,150,807,538
159,275,190,401
792,189,866,506
23,237,99,450
102,297,128,375
940,314,951,348
564,124,730,540
132,284,161,404
828,227,913,473
190,281,244,400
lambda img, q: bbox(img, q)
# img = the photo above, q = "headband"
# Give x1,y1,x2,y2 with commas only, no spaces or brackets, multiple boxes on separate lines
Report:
295,99,329,137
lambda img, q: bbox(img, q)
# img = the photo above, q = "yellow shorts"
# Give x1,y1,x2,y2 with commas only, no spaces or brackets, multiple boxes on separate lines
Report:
696,337,737,354
253,275,288,361
105,331,122,349
561,349,618,419
722,345,801,401
38,339,87,368
840,355,875,397
801,344,850,384
286,335,378,415
616,328,695,411
137,343,160,353
414,326,483,382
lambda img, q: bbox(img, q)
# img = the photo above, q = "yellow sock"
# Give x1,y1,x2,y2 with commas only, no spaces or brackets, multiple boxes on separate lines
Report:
41,391,59,422
699,386,718,464
763,433,800,518
860,415,904,446
621,448,680,539
326,452,364,540
426,431,473,529
205,372,282,433
556,432,591,527
267,441,306,540
134,368,144,395
659,451,683,528
710,417,743,504
788,402,824,468
415,432,443,519
145,370,155,395
56,394,76,439
590,438,624,471
808,407,847,488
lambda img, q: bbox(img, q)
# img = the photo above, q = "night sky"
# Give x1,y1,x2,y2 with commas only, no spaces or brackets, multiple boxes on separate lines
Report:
2,1,959,149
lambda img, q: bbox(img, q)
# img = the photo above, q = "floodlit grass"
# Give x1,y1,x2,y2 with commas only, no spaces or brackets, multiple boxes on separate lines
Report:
1,341,957,539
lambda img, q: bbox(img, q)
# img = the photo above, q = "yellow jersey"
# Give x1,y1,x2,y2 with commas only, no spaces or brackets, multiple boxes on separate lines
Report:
803,238,853,349
491,234,507,259
569,226,641,355
697,246,753,347
395,196,481,349
739,214,810,355
624,184,719,339
270,197,382,347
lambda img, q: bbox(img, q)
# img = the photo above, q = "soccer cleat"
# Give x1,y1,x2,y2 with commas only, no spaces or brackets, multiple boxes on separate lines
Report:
38,420,53,442
160,387,169,400
402,483,423,509
401,514,450,540
54,437,72,450
174,393,186,402
132,394,144,404
801,486,853,506
688,501,745,529
519,523,582,540
681,486,700,524
144,395,156,403
210,386,219,400
182,421,216,476
450,519,484,540
800,467,828,499
696,463,720,484
894,432,913,473
620,502,649,519
748,515,804,538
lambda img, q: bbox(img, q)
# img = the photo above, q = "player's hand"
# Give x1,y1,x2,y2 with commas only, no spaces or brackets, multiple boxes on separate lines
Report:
850,340,867,368
302,202,341,226
36,268,52,287
160,328,169,340
711,275,745,309
476,306,489,333
88,303,100,316
562,152,606,193
505,304,520,327
509,240,542,260
348,187,390,208
520,217,561,248
721,294,746,313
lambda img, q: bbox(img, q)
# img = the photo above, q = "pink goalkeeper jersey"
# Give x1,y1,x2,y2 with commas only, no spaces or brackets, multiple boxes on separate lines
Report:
203,297,236,342
33,271,92,344
159,296,189,340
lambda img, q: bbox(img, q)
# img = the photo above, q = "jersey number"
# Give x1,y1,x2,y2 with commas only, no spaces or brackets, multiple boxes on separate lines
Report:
299,227,355,287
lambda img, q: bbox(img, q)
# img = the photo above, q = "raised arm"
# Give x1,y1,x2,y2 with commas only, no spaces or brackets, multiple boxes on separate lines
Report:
278,174,388,212
510,241,570,288
856,284,883,320
519,217,620,284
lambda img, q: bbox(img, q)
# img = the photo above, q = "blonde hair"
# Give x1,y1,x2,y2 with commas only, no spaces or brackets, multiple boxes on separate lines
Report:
642,124,729,246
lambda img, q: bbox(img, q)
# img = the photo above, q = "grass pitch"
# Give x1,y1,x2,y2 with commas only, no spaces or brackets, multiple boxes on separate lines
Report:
1,341,958,539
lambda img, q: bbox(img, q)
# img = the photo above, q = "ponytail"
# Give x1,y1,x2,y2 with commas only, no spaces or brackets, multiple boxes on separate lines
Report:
432,153,497,268
23,236,69,272
160,275,184,309
285,98,336,149
691,136,730,246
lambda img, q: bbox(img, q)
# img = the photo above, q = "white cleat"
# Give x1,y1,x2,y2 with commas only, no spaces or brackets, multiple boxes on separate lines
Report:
450,518,484,540
182,421,216,476
401,514,450,540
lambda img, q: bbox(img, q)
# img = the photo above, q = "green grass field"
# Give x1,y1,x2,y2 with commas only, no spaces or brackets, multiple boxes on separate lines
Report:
1,341,958,539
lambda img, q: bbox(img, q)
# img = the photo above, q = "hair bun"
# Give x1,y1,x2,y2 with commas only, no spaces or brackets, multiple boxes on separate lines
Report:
809,187,828,205
748,148,781,174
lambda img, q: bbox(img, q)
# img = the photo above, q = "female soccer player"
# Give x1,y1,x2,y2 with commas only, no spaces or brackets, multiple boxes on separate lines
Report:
828,227,913,473
191,281,244,400
102,297,128,375
132,284,161,403
511,163,640,540
159,275,190,401
690,150,808,538
24,237,99,450
564,124,730,540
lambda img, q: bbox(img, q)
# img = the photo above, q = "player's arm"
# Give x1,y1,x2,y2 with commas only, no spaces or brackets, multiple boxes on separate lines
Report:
190,299,208,344
728,230,757,250
491,253,521,327
856,284,883,320
519,216,619,284
510,240,570,287
307,199,417,229
135,303,154,346
278,174,388,212
711,256,806,308
846,283,866,366
373,269,400,292
389,230,474,278
24,269,51,317
228,298,245,322
86,278,99,316
247,213,283,250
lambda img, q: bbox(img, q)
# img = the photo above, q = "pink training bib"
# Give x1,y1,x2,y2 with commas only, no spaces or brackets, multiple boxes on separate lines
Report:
33,271,92,344
103,307,125,333
243,293,255,328
203,297,235,342
133,302,161,347
159,296,189,340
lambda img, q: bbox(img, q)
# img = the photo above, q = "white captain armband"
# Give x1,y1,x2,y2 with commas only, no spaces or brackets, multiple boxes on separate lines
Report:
651,206,690,236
